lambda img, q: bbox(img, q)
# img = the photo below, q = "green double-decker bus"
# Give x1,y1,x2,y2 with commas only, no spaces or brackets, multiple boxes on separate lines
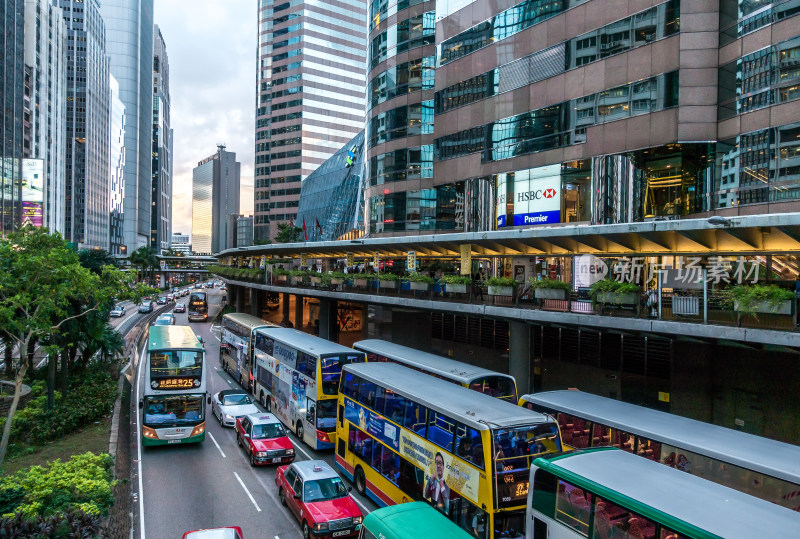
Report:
359,502,473,539
140,325,208,446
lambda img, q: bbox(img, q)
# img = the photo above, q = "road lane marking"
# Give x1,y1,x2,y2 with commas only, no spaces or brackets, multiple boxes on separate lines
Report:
207,432,226,458
234,472,262,512
136,339,147,539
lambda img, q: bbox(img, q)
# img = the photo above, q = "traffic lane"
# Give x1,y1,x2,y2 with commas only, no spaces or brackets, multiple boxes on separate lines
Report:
209,351,379,519
139,305,300,538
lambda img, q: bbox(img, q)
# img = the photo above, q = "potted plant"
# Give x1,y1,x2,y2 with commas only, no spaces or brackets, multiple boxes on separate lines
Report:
442,274,472,294
406,273,434,291
727,284,795,315
375,273,401,289
590,279,641,305
529,277,571,300
487,277,518,296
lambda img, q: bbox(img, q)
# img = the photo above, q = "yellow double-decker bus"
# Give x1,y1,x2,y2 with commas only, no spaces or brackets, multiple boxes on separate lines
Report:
335,362,562,539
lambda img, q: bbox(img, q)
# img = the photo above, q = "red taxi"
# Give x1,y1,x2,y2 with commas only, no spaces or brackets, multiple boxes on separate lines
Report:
276,460,363,539
235,413,294,466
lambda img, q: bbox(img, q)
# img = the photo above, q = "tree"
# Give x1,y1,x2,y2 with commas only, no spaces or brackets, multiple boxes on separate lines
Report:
274,223,303,243
0,227,147,466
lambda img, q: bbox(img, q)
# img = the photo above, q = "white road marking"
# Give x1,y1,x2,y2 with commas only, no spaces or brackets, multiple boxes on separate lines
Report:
136,339,147,539
207,432,226,458
234,472,262,512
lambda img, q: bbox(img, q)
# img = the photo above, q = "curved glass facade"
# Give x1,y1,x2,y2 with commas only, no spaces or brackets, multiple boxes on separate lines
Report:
369,11,435,69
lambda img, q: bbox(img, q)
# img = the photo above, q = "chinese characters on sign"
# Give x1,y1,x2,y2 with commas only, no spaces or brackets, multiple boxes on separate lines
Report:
611,256,760,285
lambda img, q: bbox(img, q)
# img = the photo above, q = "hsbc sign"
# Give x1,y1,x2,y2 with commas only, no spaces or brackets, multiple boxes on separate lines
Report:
512,165,561,226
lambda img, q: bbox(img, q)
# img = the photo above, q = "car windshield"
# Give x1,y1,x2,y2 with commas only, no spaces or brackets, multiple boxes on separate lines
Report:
303,477,348,502
223,394,252,406
252,422,285,439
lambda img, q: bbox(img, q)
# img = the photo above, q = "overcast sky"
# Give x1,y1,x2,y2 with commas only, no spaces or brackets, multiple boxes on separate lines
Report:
155,0,255,236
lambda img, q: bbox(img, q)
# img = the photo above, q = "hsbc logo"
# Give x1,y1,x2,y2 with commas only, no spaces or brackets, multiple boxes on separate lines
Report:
517,188,559,202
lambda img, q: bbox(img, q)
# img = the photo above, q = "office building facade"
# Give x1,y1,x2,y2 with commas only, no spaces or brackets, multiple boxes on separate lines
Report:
152,25,172,253
99,0,154,252
253,0,368,242
1,0,25,235
362,0,800,236
58,0,110,250
109,74,125,253
191,146,240,255
23,0,67,235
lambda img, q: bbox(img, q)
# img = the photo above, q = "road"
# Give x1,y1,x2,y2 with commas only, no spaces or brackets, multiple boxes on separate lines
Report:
131,287,377,538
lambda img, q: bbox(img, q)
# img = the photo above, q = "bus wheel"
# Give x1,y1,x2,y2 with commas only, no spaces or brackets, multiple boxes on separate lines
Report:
354,466,366,496
296,421,304,440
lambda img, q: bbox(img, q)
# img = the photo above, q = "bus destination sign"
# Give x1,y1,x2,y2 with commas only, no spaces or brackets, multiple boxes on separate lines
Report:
152,377,201,390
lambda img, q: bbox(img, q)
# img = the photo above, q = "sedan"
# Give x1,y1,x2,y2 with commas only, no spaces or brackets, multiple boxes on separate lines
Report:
109,305,126,317
174,303,186,313
212,390,259,427
236,413,294,466
276,460,362,538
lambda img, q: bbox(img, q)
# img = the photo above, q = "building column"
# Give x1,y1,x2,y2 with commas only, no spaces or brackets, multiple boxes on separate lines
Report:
318,298,338,341
295,294,304,329
509,321,531,396
282,293,290,325
250,288,264,318
235,285,245,313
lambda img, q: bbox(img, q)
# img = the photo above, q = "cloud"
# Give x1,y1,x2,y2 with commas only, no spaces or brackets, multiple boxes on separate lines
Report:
155,0,255,234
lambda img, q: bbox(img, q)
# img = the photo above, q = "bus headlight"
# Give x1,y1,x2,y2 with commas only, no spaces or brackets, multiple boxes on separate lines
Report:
190,423,205,437
142,426,158,439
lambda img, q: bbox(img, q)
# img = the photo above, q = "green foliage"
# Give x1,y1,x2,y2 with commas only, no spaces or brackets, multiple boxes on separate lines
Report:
441,274,472,285
0,365,117,447
374,273,401,282
0,452,114,519
589,279,641,303
527,277,571,290
723,284,795,314
487,277,519,287
405,273,434,284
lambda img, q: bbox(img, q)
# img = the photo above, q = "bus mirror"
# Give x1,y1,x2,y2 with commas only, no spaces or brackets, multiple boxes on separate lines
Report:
138,400,143,409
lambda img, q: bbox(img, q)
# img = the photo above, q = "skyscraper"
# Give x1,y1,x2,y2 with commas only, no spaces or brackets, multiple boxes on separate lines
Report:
192,146,240,254
109,74,125,254
58,0,111,250
152,25,172,253
23,0,68,235
252,0,367,242
0,0,25,235
99,0,154,252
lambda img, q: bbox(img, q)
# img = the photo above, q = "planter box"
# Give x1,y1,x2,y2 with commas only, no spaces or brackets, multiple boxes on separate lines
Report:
597,291,638,305
330,278,344,285
379,280,397,289
534,288,567,300
410,281,431,291
354,278,369,287
488,285,515,296
734,299,793,315
445,283,467,294
672,296,699,316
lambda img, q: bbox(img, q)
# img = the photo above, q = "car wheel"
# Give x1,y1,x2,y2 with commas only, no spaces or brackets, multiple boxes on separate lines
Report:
354,466,366,496
279,486,286,506
303,522,310,539
296,421,304,441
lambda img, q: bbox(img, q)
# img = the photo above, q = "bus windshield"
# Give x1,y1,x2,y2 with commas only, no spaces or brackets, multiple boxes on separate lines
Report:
316,399,337,431
470,375,517,403
150,350,203,379
144,394,205,426
320,354,365,395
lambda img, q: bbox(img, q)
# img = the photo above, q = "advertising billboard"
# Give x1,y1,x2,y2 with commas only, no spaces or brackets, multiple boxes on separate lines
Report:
512,164,561,226
21,159,44,228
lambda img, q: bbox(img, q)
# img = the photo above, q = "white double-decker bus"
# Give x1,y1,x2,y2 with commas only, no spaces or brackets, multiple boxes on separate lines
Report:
140,325,209,446
252,327,366,449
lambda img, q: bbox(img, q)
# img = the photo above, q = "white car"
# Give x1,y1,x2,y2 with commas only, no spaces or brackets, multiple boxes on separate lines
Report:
212,390,260,427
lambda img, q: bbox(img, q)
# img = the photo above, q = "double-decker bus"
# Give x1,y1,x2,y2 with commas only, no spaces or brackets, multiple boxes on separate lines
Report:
520,390,800,511
527,448,800,538
359,502,473,539
140,325,208,446
188,290,208,322
219,312,275,392
353,339,517,403
252,327,366,449
336,362,561,539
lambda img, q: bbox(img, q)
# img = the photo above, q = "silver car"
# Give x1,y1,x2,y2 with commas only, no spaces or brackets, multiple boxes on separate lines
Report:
212,390,260,427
